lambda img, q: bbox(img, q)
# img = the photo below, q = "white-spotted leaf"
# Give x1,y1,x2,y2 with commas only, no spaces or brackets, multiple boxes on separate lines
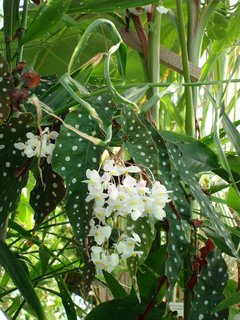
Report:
0,113,35,229
0,54,13,123
30,163,66,225
189,249,229,320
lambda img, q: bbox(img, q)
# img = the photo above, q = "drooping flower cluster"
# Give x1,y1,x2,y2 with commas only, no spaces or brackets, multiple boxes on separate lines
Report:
84,160,170,273
14,127,58,164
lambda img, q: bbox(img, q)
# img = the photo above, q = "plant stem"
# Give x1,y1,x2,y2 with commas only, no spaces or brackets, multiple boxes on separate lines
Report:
16,0,28,64
187,0,199,55
3,0,14,69
189,0,219,64
147,6,161,129
176,0,195,137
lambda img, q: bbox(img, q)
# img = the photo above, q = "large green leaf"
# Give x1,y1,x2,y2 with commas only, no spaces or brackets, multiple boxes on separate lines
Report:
189,249,229,320
0,241,46,320
0,113,35,229
137,245,166,300
21,0,71,44
103,271,128,299
86,295,166,320
167,142,239,259
121,106,159,177
30,163,66,225
52,108,104,247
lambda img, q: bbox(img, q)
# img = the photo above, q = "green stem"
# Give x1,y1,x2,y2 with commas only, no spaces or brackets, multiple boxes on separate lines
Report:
176,0,195,137
16,0,28,64
187,0,199,55
189,0,219,64
147,6,161,129
3,0,14,69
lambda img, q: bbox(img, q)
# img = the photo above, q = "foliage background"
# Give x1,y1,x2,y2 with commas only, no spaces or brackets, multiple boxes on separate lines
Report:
0,0,239,319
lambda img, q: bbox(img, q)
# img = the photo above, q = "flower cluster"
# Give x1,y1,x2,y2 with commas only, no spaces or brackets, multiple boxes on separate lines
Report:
14,127,58,164
84,160,170,273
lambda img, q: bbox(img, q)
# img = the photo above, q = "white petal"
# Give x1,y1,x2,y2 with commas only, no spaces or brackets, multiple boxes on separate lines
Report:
14,142,25,150
131,210,142,221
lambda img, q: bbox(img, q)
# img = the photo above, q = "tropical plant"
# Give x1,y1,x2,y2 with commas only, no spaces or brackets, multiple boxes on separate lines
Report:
0,0,239,319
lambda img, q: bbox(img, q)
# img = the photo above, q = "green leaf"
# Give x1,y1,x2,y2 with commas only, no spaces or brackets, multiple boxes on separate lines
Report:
165,206,189,301
0,113,35,229
121,106,159,177
227,186,240,214
103,271,128,299
0,54,13,123
167,143,238,259
52,108,104,246
212,6,240,54
189,249,229,320
21,0,71,44
137,245,166,300
178,140,220,173
39,245,50,274
56,276,78,320
68,0,159,13
0,241,46,320
221,112,240,158
212,291,240,313
30,163,66,225
85,295,165,320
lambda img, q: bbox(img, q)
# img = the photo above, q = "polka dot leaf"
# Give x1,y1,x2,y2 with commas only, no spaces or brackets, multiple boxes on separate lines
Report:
165,205,189,301
0,54,13,124
0,113,35,229
52,108,105,248
167,142,238,258
121,106,159,177
189,249,229,320
139,116,191,220
30,163,66,225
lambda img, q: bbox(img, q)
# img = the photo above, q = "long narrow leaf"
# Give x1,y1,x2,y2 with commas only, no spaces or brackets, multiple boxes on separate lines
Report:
221,112,240,157
0,241,46,320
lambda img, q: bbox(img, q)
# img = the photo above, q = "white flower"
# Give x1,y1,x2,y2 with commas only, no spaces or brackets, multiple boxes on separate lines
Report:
103,159,124,176
144,196,166,220
14,128,58,164
123,165,141,174
91,246,119,272
125,194,145,221
85,187,107,206
136,180,150,196
84,169,102,191
122,175,137,187
151,181,170,205
93,205,111,223
89,222,112,245
116,233,142,259
101,252,119,272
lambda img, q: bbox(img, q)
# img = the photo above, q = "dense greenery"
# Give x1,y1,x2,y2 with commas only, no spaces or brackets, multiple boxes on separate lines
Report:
0,0,239,319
